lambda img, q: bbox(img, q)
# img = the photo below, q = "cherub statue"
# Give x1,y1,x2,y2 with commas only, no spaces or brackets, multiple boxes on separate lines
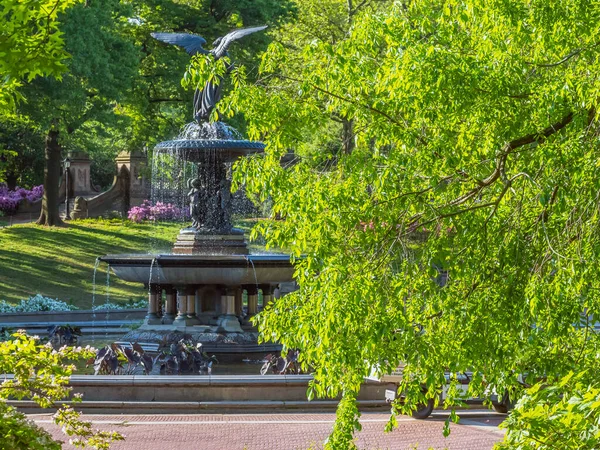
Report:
187,178,204,228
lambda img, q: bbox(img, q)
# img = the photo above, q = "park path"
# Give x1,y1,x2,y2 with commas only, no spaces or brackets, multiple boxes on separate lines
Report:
31,410,505,450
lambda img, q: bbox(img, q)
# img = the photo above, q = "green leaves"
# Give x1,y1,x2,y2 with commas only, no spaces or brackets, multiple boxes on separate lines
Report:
500,372,600,449
0,0,81,108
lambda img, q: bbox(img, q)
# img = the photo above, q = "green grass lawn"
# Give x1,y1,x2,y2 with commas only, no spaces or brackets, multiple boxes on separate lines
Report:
0,219,182,308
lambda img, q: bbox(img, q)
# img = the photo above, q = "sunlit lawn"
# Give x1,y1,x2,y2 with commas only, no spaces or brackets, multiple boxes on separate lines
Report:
0,219,182,308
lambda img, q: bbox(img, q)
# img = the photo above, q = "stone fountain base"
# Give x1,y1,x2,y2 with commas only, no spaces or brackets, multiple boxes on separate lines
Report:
172,229,248,255
101,255,293,336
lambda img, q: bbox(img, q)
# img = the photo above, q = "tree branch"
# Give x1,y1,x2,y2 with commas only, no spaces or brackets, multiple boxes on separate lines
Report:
449,112,574,207
149,98,184,103
531,47,587,68
397,112,576,235
278,74,406,128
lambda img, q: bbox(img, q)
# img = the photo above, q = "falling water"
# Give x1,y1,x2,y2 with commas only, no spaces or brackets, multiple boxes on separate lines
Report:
148,120,257,251
244,255,259,290
105,264,111,340
91,257,100,343
179,121,242,140
148,258,156,296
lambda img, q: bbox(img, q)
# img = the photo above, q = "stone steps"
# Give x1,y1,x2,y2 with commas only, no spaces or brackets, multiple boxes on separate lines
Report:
9,399,389,414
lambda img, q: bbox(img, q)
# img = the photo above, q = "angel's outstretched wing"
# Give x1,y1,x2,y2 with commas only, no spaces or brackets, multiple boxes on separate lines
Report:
151,32,209,56
211,25,268,59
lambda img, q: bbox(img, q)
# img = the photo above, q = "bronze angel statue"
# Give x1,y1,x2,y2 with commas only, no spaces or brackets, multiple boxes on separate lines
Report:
151,26,267,123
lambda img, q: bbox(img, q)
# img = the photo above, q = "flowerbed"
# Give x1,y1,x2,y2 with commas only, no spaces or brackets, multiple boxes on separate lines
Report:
92,299,147,311
0,295,77,313
0,184,43,215
127,200,187,222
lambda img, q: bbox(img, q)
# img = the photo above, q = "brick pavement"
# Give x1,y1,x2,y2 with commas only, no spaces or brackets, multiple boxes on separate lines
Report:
31,410,505,450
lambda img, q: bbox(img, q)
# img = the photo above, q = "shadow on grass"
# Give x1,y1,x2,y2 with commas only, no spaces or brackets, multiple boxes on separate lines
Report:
0,221,180,306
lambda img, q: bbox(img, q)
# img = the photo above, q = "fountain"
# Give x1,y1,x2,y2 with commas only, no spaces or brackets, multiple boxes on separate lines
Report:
100,26,295,344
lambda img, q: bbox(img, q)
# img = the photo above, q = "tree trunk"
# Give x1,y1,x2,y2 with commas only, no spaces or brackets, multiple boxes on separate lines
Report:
37,123,64,226
5,172,17,190
342,118,355,154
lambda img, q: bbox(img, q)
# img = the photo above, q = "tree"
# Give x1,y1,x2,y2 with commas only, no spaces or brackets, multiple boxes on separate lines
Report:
0,0,81,184
0,114,45,189
18,0,139,226
212,0,600,448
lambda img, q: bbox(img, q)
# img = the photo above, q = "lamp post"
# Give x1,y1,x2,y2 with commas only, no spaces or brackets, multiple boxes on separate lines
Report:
64,156,71,220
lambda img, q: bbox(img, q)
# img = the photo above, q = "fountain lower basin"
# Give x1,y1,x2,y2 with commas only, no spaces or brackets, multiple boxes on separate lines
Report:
100,254,294,285
100,253,295,335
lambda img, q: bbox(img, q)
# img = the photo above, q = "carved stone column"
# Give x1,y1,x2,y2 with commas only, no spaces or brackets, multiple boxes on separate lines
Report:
68,151,93,196
234,287,243,317
259,284,275,311
157,288,164,318
246,285,259,317
115,150,149,207
186,286,201,325
217,287,243,332
145,284,162,325
173,286,189,326
162,286,176,324
196,286,219,325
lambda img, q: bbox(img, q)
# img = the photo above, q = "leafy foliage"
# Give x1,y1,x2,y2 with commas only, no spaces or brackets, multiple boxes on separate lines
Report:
188,0,600,447
0,0,81,108
0,401,61,450
500,372,600,449
0,331,122,448
90,342,158,375
158,340,218,375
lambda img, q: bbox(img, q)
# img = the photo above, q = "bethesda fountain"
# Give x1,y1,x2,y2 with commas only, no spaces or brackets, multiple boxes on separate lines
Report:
101,26,295,339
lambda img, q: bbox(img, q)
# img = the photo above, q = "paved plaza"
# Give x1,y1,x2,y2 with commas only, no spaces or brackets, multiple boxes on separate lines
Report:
31,410,505,449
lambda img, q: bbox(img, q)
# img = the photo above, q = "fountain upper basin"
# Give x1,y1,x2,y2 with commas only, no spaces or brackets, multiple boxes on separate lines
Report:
155,139,265,163
100,254,295,286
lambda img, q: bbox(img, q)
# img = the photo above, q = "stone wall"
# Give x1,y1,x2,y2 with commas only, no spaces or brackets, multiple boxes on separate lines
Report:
9,150,151,221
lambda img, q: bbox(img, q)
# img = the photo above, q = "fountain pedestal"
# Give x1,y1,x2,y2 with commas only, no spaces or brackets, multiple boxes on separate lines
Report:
173,229,249,255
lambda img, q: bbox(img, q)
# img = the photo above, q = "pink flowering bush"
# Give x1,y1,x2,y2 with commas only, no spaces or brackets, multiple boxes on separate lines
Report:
127,200,188,223
0,184,43,215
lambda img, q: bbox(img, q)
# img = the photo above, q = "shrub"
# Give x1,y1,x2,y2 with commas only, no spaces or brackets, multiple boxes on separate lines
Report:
0,331,123,448
0,401,61,450
127,200,188,223
0,184,43,215
92,299,147,311
0,295,78,313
